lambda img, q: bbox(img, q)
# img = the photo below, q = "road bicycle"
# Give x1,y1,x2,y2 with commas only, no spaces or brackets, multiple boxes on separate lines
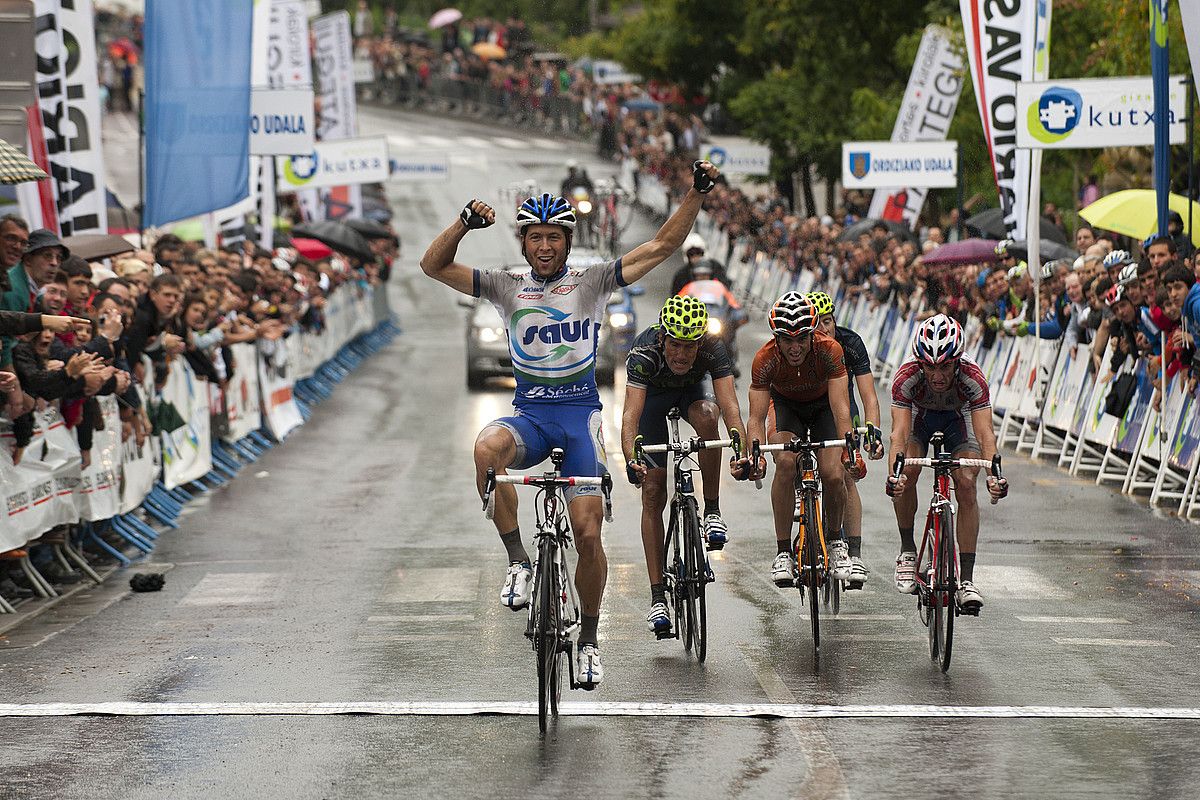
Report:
634,408,742,663
752,430,858,658
594,179,629,258
891,431,1002,673
483,448,613,733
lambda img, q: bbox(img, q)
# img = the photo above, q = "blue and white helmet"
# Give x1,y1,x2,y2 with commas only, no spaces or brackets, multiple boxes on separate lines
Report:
516,193,576,232
1103,249,1133,269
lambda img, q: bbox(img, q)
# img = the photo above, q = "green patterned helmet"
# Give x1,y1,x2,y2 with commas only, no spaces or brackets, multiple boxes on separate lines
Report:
660,295,709,341
808,291,834,318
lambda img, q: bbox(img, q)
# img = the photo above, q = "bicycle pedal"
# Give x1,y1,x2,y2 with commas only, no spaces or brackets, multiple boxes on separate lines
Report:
846,580,865,591
957,604,981,617
706,541,725,552
772,577,795,588
654,629,675,640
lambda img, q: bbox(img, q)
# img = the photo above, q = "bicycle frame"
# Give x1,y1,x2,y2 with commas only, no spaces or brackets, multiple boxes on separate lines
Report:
913,467,957,603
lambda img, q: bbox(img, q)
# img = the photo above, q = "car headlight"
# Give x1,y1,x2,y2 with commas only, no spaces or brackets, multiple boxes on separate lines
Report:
577,200,592,214
477,326,505,343
609,312,630,328
707,318,723,335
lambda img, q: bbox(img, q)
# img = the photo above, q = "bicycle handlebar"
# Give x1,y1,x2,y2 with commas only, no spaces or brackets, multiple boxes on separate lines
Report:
757,438,851,453
891,452,1004,504
483,469,613,522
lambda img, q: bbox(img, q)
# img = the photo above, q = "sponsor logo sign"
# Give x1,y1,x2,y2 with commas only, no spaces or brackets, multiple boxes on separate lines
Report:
1016,76,1187,149
841,141,957,190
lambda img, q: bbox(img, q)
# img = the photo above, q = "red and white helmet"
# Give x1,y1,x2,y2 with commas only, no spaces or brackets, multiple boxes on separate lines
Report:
912,314,965,366
768,291,818,337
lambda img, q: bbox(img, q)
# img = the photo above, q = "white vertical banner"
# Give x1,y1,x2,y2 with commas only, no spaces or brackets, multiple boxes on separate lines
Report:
1183,1,1200,88
34,0,108,235
312,10,362,220
1027,0,1052,348
867,25,965,228
960,0,1038,240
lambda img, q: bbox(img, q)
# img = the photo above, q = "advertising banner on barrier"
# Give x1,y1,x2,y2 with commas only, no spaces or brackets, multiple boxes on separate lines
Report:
77,396,121,522
842,141,957,190
276,137,390,192
1015,76,1187,149
1080,367,1122,446
0,409,81,551
1112,358,1156,453
868,24,964,228
388,153,451,183
1167,383,1200,472
960,0,1037,240
160,359,213,490
34,0,108,235
259,341,304,440
1042,344,1090,430
223,342,264,442
120,360,160,515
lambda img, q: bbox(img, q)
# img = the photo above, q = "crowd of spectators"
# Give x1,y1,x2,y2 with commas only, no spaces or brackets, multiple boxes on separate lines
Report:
0,212,395,599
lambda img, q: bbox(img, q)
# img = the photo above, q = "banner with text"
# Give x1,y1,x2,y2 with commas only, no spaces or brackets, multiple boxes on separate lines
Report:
34,0,108,235
699,137,771,177
312,11,361,220
868,25,964,227
160,359,213,490
276,137,390,191
842,141,957,190
960,0,1038,240
1016,75,1187,149
250,88,316,155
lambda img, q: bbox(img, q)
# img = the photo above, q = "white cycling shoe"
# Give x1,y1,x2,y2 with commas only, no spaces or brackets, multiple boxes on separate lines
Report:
500,561,532,610
771,552,796,587
847,556,869,589
703,513,728,551
894,551,917,595
577,644,603,689
828,539,852,581
956,580,984,611
646,602,671,635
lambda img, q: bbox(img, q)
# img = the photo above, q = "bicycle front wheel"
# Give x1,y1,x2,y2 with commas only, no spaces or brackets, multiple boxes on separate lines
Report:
938,508,956,673
680,496,702,656
682,495,708,663
801,491,821,655
534,540,559,733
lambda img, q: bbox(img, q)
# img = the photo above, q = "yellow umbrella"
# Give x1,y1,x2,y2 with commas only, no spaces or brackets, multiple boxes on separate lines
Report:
471,42,506,60
1079,189,1200,246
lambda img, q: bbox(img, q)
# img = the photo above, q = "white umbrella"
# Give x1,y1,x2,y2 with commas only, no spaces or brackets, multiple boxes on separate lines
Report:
429,8,462,29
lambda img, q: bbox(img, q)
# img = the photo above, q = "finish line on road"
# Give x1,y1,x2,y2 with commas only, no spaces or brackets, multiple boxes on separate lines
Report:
2,702,1200,720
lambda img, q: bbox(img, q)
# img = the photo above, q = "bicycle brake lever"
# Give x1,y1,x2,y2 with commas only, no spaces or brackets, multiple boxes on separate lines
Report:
601,472,613,523
483,467,497,518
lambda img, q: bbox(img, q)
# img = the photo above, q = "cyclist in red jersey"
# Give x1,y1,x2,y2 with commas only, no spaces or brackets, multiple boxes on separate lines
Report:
746,292,862,587
886,314,1008,610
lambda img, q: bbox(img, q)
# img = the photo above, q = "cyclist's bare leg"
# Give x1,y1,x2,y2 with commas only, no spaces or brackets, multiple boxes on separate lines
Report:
953,461,981,554
640,468,668,586
842,472,862,538
474,425,519,534
569,496,607,617
769,430,798,542
816,447,847,536
687,399,721,504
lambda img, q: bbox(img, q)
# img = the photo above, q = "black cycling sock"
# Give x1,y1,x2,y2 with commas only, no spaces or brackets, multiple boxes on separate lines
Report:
777,539,793,556
959,552,976,583
650,583,666,605
899,527,916,553
579,614,600,648
500,529,529,565
847,536,862,558
704,498,720,517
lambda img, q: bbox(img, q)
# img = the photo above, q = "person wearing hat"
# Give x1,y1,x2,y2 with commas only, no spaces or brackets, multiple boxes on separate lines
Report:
1,229,70,367
1166,211,1194,260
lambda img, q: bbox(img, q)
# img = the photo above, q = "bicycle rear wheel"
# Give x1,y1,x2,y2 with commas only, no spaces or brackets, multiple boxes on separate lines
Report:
681,495,707,663
938,508,956,673
535,539,558,733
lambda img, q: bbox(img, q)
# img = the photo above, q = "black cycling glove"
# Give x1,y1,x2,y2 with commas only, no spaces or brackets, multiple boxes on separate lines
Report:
692,161,715,194
626,460,642,486
460,201,493,230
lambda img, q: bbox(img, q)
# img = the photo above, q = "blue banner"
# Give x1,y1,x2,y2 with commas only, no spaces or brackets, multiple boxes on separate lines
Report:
1150,0,1171,236
143,0,253,227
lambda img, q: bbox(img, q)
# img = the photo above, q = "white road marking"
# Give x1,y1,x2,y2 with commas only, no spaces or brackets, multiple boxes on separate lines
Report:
739,645,849,800
530,136,564,150
386,134,415,148
974,565,1072,599
180,573,283,606
366,614,475,623
417,134,449,147
1,701,1199,719
1016,616,1130,625
456,135,489,148
379,567,479,602
820,613,904,621
493,136,524,149
1051,638,1173,648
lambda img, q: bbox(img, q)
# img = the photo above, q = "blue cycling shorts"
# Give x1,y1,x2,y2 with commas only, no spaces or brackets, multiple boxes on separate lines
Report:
490,403,609,501
910,408,980,456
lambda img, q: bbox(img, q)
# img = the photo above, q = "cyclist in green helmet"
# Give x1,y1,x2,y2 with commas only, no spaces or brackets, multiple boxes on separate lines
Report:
808,290,885,588
622,294,752,637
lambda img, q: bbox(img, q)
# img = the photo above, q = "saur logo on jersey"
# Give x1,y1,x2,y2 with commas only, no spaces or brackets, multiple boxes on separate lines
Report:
509,306,598,385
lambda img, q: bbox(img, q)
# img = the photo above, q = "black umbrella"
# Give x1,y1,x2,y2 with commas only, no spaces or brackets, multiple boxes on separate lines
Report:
965,207,1068,245
1009,238,1076,264
836,217,918,244
345,218,395,241
63,233,135,261
291,220,374,262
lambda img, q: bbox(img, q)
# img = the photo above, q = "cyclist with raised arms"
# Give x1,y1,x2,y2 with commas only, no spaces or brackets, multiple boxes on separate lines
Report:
746,292,862,587
621,294,753,637
809,291,885,588
887,314,1008,611
420,160,721,689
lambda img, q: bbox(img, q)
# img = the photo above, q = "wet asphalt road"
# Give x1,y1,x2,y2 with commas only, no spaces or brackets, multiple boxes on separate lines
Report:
2,105,1200,799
